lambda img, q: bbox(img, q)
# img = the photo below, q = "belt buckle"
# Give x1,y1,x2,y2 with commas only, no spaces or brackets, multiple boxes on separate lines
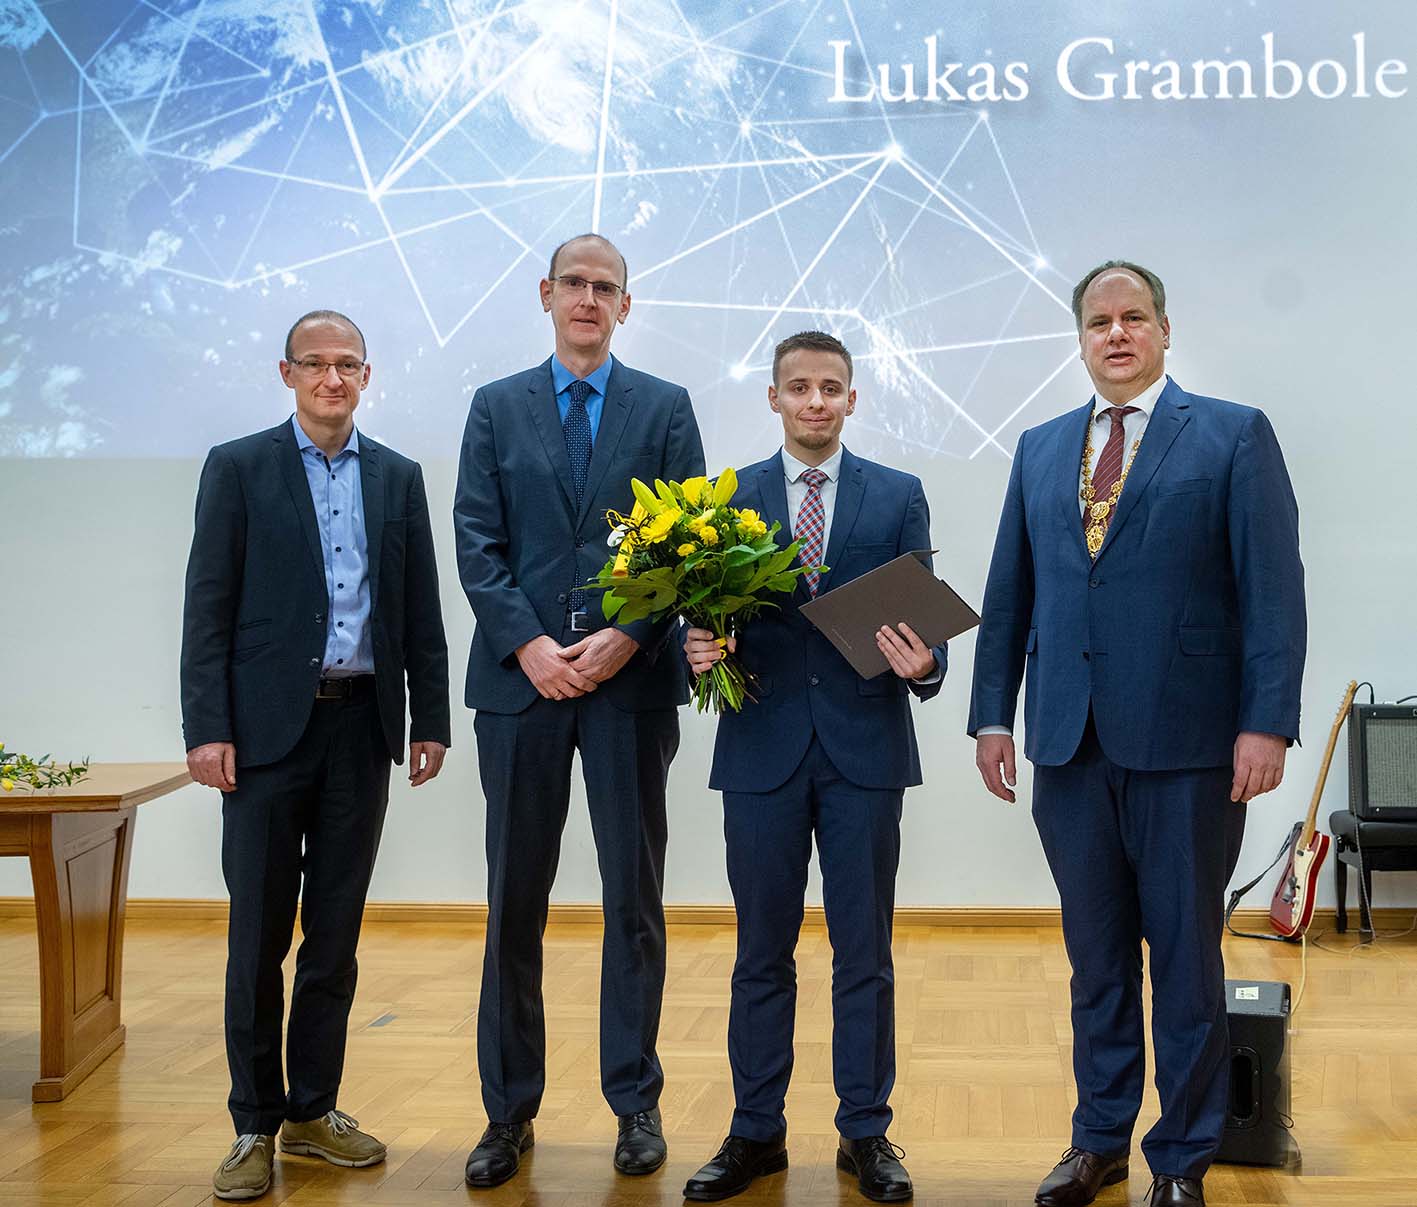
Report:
315,677,349,700
568,610,590,633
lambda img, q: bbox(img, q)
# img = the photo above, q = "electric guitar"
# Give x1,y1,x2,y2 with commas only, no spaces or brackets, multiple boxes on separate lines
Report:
1267,679,1359,938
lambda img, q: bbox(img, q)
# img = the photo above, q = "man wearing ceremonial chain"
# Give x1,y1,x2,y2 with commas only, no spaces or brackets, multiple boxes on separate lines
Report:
969,261,1306,1207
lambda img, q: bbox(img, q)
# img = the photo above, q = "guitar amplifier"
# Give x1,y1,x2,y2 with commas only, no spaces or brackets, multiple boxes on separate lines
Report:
1347,704,1417,821
1216,979,1296,1167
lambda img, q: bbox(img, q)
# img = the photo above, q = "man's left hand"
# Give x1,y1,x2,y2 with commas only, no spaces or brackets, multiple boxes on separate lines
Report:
1231,731,1287,802
408,741,447,787
876,622,936,680
558,628,640,684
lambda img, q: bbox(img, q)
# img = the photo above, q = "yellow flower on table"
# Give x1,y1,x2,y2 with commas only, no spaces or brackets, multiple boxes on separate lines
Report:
676,542,697,557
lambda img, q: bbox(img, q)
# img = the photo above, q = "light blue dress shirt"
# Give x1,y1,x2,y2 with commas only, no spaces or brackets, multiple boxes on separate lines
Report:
550,352,613,443
291,415,373,676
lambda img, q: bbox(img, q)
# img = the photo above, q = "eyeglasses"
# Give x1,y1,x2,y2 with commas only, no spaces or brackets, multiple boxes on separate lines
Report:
550,274,624,301
290,357,365,378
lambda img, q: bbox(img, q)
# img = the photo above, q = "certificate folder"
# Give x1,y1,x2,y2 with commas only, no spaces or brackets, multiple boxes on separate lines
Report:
798,551,981,680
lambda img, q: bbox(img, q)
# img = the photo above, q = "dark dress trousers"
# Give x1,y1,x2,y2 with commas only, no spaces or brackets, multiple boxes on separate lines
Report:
453,357,704,1124
180,420,451,1135
969,379,1306,1178
710,449,947,1141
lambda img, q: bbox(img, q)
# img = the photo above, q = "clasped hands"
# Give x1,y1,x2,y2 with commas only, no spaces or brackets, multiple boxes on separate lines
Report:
683,622,936,680
516,628,639,700
974,730,1288,805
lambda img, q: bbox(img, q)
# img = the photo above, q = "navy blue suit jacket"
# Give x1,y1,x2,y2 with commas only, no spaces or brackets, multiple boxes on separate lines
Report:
968,379,1306,770
454,357,705,715
180,421,451,768
709,448,947,794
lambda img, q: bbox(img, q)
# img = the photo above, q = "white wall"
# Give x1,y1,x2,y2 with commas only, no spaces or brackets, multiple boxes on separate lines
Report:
4,286,1415,910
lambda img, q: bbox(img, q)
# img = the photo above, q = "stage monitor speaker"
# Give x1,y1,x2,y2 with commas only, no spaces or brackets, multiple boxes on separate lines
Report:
1348,703,1417,821
1216,979,1295,1167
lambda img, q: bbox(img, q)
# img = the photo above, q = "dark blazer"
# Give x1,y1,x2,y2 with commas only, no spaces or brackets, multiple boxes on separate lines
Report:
968,378,1306,770
180,420,451,768
453,357,705,715
709,448,947,794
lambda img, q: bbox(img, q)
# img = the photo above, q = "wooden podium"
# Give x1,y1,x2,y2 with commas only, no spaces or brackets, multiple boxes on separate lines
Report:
0,763,190,1101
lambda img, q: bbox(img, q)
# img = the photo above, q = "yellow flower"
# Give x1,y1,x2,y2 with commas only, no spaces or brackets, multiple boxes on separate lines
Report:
642,507,682,544
676,542,697,557
712,467,738,505
680,476,710,507
612,545,632,577
699,526,719,546
0,778,13,792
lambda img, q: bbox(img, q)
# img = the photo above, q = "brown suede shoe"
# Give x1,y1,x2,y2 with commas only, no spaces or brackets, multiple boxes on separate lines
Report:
212,1134,274,1200
280,1109,386,1168
1035,1147,1129,1206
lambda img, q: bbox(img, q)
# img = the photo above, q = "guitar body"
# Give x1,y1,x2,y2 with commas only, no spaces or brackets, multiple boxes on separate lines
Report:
1269,829,1331,939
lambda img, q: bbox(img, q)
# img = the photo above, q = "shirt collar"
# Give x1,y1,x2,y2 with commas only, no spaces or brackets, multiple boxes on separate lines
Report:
1091,373,1169,423
551,352,614,398
781,444,843,484
291,413,359,457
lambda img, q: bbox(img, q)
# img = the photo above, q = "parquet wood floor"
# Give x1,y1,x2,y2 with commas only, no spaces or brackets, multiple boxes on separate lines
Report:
1,916,1414,1206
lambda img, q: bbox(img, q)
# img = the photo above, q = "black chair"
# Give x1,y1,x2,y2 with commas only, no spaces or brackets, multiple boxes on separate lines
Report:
1329,810,1417,935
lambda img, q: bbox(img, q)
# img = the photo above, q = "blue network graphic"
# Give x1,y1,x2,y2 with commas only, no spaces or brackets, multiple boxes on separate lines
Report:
0,0,1074,458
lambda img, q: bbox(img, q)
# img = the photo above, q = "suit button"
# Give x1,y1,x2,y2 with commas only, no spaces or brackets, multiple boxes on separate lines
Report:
809,674,820,686
1089,579,1101,588
309,657,320,667
556,592,568,604
315,613,324,622
575,539,585,549
1082,651,1091,661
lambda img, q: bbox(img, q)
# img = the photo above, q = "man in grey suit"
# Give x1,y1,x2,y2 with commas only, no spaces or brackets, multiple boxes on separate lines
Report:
453,233,705,1188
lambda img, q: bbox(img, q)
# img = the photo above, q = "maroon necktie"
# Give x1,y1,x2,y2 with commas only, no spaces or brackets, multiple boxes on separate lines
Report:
794,467,828,596
1087,406,1140,530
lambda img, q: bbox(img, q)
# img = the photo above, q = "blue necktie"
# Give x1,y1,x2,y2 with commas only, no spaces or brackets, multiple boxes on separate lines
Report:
564,379,593,616
564,379,593,509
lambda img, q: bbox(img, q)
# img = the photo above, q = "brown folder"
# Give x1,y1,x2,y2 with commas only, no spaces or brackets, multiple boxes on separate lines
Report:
798,551,981,679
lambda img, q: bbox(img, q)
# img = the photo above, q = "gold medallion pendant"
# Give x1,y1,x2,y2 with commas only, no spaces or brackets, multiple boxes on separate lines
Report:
1086,525,1105,555
1090,500,1111,521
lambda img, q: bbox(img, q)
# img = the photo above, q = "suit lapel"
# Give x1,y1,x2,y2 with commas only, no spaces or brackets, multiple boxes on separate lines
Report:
1094,379,1190,562
817,447,864,595
359,437,384,610
524,358,577,518
579,362,633,524
1055,399,1094,559
273,424,326,583
753,455,805,605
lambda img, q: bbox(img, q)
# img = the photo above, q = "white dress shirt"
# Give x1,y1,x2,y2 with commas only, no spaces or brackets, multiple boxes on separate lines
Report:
783,445,842,546
978,373,1170,739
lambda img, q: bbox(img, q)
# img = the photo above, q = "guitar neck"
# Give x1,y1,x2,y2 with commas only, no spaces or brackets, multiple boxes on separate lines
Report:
1298,680,1359,848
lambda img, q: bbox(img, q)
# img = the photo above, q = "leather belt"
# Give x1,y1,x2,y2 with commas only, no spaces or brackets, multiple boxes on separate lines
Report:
315,675,374,700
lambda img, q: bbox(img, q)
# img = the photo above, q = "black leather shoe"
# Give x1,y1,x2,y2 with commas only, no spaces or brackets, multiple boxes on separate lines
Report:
1144,1175,1204,1206
614,1107,666,1174
682,1134,789,1201
836,1136,913,1202
1035,1147,1129,1206
464,1121,533,1189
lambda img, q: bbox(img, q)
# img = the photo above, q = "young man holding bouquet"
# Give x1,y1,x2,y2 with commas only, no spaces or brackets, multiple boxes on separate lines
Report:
682,331,946,1203
453,234,704,1188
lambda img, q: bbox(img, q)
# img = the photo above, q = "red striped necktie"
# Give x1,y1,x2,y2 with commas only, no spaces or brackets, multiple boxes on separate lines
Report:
1087,405,1140,532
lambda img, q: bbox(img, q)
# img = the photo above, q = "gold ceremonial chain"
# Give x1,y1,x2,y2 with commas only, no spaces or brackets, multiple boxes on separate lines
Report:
1080,425,1142,558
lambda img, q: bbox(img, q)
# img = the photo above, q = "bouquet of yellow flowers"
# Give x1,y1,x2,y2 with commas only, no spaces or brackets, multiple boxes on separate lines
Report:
587,469,823,713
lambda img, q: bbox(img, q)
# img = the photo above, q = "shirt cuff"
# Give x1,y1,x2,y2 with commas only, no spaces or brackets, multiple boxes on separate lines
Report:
976,725,1012,737
911,668,942,686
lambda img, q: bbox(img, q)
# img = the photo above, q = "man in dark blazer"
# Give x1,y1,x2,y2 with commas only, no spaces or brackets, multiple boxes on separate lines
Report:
681,331,946,1204
969,262,1306,1207
453,233,705,1188
181,309,451,1200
